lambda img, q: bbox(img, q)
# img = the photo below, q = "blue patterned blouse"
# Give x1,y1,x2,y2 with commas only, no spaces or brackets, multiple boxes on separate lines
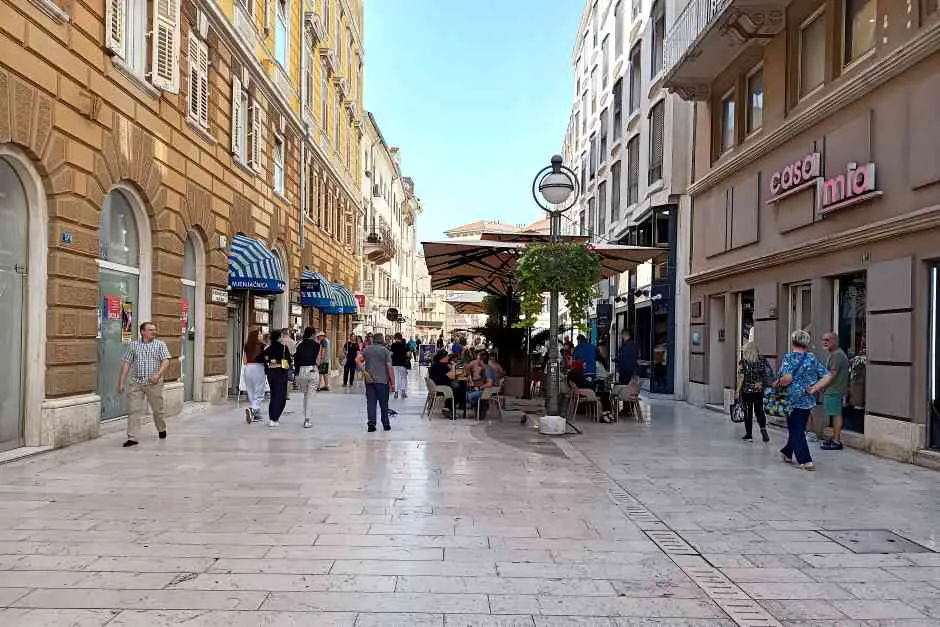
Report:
779,351,829,410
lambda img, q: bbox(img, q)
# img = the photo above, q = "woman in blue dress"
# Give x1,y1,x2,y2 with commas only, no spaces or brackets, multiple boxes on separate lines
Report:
774,330,834,471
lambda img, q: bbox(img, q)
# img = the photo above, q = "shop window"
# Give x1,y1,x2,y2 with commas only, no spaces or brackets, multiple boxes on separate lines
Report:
844,0,876,65
746,66,764,134
834,272,867,433
720,90,735,153
799,8,826,97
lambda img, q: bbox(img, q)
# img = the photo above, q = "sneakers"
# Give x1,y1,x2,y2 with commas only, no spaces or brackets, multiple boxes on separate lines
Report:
761,429,770,443
821,440,844,450
158,431,167,440
303,420,312,429
780,452,793,464
383,425,391,431
799,462,816,471
806,432,818,443
393,392,399,399
122,439,138,447
367,425,377,432
245,408,253,425
267,420,280,428
742,434,753,442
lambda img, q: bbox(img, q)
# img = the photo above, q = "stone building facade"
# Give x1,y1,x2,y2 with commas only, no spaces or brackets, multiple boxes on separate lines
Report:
0,0,363,453
665,0,940,464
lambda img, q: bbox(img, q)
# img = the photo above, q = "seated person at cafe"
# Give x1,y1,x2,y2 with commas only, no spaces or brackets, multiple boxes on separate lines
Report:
466,351,496,420
428,350,463,413
566,360,613,423
573,335,597,377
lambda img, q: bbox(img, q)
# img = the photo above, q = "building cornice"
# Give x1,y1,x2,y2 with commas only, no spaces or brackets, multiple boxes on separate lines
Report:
685,203,940,286
688,21,940,198
201,0,361,208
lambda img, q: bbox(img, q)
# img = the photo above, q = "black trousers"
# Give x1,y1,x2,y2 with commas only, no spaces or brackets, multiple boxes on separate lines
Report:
741,391,767,436
343,359,357,385
266,369,288,422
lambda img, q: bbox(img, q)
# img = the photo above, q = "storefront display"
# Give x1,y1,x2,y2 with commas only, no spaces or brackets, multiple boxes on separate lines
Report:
835,272,867,433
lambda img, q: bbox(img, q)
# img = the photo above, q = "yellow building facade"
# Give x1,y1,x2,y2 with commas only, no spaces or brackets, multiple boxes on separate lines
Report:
0,0,363,454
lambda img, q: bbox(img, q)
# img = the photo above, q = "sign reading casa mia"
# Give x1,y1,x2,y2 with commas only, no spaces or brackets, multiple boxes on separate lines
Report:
767,152,882,214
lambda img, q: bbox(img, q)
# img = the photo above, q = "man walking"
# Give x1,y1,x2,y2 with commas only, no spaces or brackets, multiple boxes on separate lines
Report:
356,332,396,432
821,331,850,451
118,322,171,447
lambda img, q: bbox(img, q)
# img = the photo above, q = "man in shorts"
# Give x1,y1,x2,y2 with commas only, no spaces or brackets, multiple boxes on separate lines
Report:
820,331,849,451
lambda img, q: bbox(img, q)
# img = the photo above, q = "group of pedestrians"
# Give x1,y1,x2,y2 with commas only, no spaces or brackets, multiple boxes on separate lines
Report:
735,329,846,471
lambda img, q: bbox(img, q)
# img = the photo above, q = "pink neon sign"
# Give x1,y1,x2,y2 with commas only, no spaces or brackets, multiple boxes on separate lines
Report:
766,151,882,214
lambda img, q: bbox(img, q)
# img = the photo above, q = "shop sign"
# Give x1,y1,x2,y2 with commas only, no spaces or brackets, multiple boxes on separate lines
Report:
817,161,882,215
291,304,303,316
209,288,229,305
768,152,821,203
300,277,321,292
355,293,366,309
254,297,270,312
256,311,269,325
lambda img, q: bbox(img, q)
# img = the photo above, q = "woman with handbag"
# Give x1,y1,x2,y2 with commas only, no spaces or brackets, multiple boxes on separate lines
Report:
774,330,834,471
262,328,293,427
735,341,772,442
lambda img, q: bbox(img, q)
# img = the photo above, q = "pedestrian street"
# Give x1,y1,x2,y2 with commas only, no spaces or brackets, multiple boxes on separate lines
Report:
1,381,940,626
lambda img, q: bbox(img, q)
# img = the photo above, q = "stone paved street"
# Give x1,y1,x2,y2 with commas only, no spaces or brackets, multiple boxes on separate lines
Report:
1,380,940,626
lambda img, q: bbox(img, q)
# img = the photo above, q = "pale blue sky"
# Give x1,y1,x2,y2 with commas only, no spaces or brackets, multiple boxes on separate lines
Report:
363,0,583,244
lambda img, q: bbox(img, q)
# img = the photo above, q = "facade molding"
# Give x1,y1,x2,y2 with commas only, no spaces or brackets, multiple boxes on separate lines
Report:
688,21,940,197
685,204,940,285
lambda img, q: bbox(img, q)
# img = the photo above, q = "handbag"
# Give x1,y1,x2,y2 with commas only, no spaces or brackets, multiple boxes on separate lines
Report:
764,352,809,418
318,362,329,375
730,400,745,423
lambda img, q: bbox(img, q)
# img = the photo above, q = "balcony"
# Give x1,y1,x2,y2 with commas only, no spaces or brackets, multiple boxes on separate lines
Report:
362,222,397,265
663,0,789,100
303,10,326,43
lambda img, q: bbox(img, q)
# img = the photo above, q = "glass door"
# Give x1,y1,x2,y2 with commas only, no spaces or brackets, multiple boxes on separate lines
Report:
180,238,197,402
227,294,245,396
789,283,813,335
0,160,27,452
835,272,867,434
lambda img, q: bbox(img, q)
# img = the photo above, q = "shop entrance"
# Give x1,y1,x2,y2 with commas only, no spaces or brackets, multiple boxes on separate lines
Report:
180,237,197,402
834,272,867,434
226,294,245,396
707,295,725,405
0,159,27,451
737,290,755,358
930,264,940,450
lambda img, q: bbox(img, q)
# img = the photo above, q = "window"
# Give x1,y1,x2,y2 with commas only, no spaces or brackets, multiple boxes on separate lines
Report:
925,0,940,18
611,160,621,223
275,0,288,68
746,67,764,133
598,181,607,236
581,92,588,132
651,10,665,78
592,1,598,46
587,197,596,236
612,78,623,141
273,135,285,194
626,135,639,205
589,133,597,179
105,0,181,91
599,108,609,161
629,43,641,113
799,10,826,96
601,35,610,88
580,153,587,190
632,0,641,19
334,96,341,149
844,0,876,64
590,67,598,112
720,90,735,153
648,101,664,184
579,211,586,236
321,60,329,132
187,34,209,130
230,77,261,170
615,1,624,52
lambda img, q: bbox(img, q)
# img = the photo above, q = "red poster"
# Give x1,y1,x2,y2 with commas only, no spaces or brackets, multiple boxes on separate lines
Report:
106,295,121,320
354,294,366,310
180,299,189,334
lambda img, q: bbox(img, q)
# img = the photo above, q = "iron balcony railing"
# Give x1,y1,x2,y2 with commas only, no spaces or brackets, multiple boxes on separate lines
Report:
664,0,732,76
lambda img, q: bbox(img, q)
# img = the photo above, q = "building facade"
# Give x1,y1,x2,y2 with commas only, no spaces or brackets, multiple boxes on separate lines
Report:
358,113,421,340
0,0,362,453
413,252,448,343
561,0,692,396
666,0,940,463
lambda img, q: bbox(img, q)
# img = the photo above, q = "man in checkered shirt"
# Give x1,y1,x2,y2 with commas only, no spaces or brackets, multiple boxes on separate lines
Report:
118,321,171,447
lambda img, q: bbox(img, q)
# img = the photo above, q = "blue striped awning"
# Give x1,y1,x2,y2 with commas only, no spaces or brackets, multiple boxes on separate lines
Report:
228,234,285,293
330,283,358,314
300,270,333,308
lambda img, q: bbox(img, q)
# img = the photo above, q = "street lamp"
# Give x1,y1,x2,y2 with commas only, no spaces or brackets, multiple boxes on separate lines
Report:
532,155,579,432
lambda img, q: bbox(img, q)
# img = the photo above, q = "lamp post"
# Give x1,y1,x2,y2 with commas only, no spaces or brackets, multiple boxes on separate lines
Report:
532,155,579,428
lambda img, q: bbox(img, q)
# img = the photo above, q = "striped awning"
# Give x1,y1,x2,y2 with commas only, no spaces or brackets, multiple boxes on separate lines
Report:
228,234,284,293
330,283,358,314
300,270,333,308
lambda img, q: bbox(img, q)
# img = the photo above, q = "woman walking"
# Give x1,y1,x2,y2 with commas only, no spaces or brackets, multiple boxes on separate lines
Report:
294,327,320,428
736,341,772,442
262,328,293,428
243,329,267,424
342,333,359,387
775,330,834,471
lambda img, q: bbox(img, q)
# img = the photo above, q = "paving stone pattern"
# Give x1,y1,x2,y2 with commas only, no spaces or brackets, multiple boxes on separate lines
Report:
0,379,939,625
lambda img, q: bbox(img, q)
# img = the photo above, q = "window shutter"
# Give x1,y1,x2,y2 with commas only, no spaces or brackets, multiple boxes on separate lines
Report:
249,101,262,171
151,0,181,92
196,39,209,128
231,75,243,156
188,36,210,127
105,0,126,59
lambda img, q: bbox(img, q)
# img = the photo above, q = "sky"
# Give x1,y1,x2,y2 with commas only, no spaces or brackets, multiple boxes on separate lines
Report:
363,0,584,245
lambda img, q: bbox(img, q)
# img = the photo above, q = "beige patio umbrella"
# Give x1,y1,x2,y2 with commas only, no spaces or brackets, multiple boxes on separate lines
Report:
445,291,489,315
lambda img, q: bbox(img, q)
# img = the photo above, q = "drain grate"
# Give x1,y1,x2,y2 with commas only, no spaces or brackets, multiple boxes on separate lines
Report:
818,529,935,554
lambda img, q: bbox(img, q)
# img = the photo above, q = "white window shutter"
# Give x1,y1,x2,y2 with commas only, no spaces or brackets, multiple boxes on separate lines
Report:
196,39,210,128
151,0,181,92
249,100,262,171
231,75,243,156
105,0,127,59
188,37,200,122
